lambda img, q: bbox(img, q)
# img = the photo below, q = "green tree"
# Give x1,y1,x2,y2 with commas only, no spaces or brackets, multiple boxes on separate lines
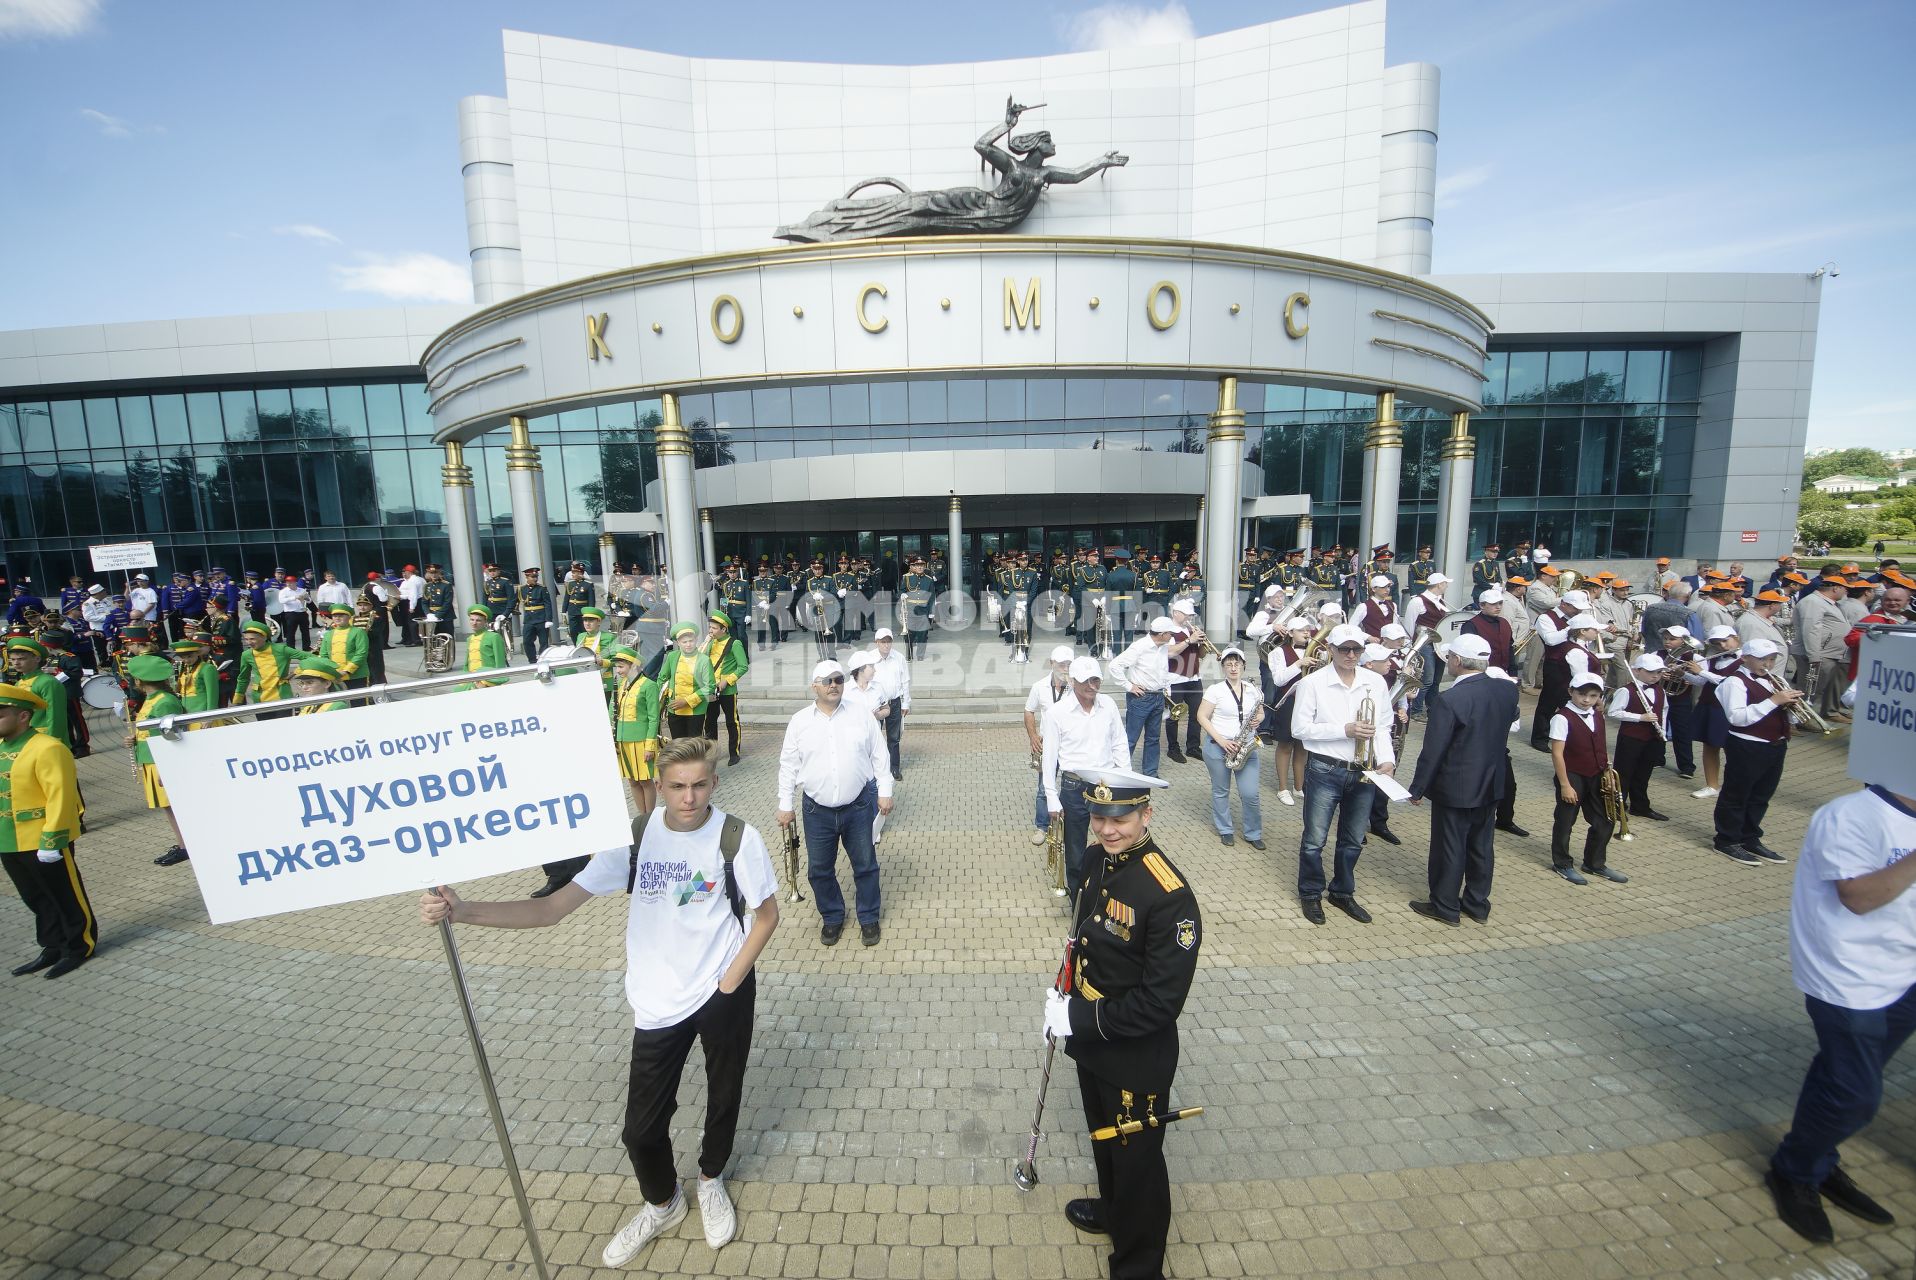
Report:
1799,509,1872,548
1802,447,1893,486
1797,488,1841,514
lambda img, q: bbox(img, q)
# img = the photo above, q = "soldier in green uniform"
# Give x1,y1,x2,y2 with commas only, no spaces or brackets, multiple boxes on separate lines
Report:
200,596,241,705
1309,547,1341,592
1472,541,1504,605
1502,538,1534,587
234,621,308,715
1234,551,1260,633
518,566,553,660
801,556,836,657
719,562,750,641
1406,544,1437,596
481,562,516,655
1041,767,1200,1280
420,564,455,645
900,556,936,660
751,562,783,649
317,603,370,688
459,605,510,691
831,554,860,644
1139,553,1172,621
1176,553,1204,613
563,561,598,641
1079,550,1109,652
1105,553,1139,640
0,681,93,979
1276,547,1307,595
701,612,750,766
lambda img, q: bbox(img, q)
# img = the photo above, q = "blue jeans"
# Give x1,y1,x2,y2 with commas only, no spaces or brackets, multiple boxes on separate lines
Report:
802,780,881,926
1058,773,1093,893
1202,737,1261,841
1772,986,1916,1184
1033,776,1049,833
1297,753,1373,900
1123,690,1165,776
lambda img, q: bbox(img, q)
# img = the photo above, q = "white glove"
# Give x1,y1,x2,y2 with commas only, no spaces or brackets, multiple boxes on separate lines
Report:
37,849,62,864
837,589,847,598
1043,989,1072,1042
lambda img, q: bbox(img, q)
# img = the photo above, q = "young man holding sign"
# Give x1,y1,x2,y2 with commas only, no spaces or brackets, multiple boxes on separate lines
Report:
419,736,779,1267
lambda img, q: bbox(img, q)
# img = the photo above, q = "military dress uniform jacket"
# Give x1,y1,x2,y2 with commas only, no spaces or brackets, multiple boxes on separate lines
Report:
481,576,515,618
1064,835,1202,1093
563,578,597,612
422,580,455,622
0,729,80,854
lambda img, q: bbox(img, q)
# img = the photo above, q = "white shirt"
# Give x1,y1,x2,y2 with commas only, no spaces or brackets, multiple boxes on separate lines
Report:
1789,788,1916,1010
1201,679,1256,739
1040,691,1128,809
365,581,391,604
1535,608,1572,647
573,807,778,1029
777,700,892,810
841,678,883,721
314,581,352,608
81,599,112,628
1716,664,1787,741
870,648,911,709
400,572,425,606
1548,702,1600,743
275,584,308,614
1565,642,1599,681
1291,664,1396,766
1107,634,1172,693
1607,683,1667,735
1025,673,1072,716
127,586,157,618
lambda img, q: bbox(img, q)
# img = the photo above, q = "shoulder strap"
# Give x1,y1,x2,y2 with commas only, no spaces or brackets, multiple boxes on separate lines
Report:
626,809,748,929
626,809,653,893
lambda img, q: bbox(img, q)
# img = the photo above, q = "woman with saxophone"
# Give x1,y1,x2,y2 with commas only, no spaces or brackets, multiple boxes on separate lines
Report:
1547,673,1629,886
1196,647,1264,850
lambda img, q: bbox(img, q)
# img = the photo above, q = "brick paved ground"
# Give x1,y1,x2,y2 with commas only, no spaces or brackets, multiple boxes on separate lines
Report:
2,637,1913,1280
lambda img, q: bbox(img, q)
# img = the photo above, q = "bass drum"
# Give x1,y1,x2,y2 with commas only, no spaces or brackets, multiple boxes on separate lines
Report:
80,672,125,710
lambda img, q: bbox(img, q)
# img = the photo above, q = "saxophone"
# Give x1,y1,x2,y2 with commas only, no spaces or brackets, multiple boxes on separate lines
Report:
1224,699,1265,770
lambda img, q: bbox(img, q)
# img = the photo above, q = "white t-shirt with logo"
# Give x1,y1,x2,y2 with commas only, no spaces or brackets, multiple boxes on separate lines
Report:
574,806,779,1030
1789,787,1916,1010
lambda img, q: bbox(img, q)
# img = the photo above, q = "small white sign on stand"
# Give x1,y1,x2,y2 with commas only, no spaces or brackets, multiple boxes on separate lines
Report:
88,540,159,573
1848,628,1916,795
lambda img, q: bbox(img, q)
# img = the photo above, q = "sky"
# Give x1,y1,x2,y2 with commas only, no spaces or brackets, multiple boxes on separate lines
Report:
1,0,1911,449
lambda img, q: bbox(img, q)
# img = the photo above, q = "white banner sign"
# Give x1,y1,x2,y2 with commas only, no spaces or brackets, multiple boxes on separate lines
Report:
149,674,630,924
1848,629,1916,794
89,540,158,572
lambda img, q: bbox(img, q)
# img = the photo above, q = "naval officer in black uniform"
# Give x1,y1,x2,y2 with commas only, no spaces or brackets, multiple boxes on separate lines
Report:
1042,766,1201,1280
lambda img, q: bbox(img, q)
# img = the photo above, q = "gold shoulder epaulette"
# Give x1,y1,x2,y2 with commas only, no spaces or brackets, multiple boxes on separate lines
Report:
1141,851,1183,893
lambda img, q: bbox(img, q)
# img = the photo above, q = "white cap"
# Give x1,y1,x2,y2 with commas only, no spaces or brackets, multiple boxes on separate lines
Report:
1567,613,1603,631
134,573,150,581
1263,584,1282,598
1148,617,1177,634
1370,574,1393,588
846,650,875,672
1480,588,1506,604
1288,616,1316,632
874,626,894,640
1327,623,1367,649
810,660,846,682
86,584,104,595
1360,643,1392,664
1379,622,1409,641
1561,589,1590,608
1049,644,1075,663
1317,602,1345,618
1427,572,1451,586
1448,633,1492,661
1069,656,1103,682
1533,548,1552,563
1569,672,1604,690
1707,624,1738,641
1632,652,1666,671
1743,637,1781,659
1170,597,1197,615
1664,625,1692,638
1220,645,1246,661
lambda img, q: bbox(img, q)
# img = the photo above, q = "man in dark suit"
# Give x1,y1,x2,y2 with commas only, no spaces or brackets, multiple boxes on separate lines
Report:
1405,633,1522,925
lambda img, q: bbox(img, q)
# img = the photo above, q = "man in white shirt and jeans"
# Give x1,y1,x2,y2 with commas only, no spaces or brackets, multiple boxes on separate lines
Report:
1764,783,1916,1244
778,659,894,947
869,628,911,781
1291,623,1396,925
1024,646,1075,848
1107,617,1185,777
417,736,780,1268
1042,655,1130,892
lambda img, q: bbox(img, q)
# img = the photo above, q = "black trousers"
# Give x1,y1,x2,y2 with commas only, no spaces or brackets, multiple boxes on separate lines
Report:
703,691,741,758
623,973,757,1205
274,611,310,649
1550,771,1613,871
395,600,417,646
1495,752,1518,826
1078,1063,1173,1280
667,712,707,742
1164,684,1201,757
1667,695,1696,776
1426,801,1494,921
883,698,903,776
1614,733,1663,813
1531,663,1569,748
1715,737,1787,846
3,846,96,959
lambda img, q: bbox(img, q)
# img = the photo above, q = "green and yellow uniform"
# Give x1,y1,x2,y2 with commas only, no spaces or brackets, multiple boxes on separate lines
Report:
133,690,185,808
289,656,351,714
0,690,93,964
172,643,221,717
319,608,369,684
657,642,716,720
235,625,307,704
611,658,662,782
459,606,509,690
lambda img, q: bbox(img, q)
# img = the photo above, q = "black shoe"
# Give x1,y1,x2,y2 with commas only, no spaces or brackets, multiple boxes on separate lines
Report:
154,847,189,867
1370,825,1402,846
1301,897,1325,925
728,752,741,767
1821,1165,1896,1225
44,954,88,979
1744,840,1787,864
1715,840,1761,866
891,770,903,782
1495,821,1529,838
11,951,55,977
1408,900,1459,927
1766,1168,1834,1244
861,923,881,947
1167,750,1186,764
1064,1197,1108,1235
1586,866,1629,883
821,922,844,946
1246,838,1265,851
1461,904,1490,924
529,878,567,899
1554,865,1588,885
1328,895,1372,924
1676,770,1695,780
1219,833,1234,847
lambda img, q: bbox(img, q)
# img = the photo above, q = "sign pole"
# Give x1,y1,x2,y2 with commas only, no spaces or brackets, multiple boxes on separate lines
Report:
437,916,552,1280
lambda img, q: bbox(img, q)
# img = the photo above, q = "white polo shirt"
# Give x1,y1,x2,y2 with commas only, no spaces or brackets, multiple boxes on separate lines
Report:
1790,787,1916,1010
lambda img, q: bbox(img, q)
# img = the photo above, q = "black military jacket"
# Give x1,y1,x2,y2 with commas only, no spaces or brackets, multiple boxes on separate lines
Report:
1064,833,1201,1093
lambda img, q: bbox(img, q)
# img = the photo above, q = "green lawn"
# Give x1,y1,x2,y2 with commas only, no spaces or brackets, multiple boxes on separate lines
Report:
1822,542,1916,559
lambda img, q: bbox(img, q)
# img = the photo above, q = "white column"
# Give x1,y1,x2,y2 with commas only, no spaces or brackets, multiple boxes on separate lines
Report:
1434,411,1476,595
441,441,482,622
1202,377,1245,640
700,509,718,610
947,495,964,601
598,531,616,614
1359,391,1403,564
655,395,705,630
504,415,547,589
1297,513,1315,559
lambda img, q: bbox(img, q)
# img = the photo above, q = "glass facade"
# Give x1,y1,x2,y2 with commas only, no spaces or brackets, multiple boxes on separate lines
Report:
0,347,1698,589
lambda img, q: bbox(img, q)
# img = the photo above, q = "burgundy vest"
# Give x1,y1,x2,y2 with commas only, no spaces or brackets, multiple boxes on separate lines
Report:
1555,707,1609,776
1358,599,1397,637
1619,682,1666,743
1460,613,1513,671
1732,669,1792,742
1542,608,1574,671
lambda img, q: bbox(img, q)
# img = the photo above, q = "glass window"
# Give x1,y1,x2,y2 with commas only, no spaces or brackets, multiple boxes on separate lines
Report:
292,387,332,439
1546,351,1587,403
301,451,345,526
867,382,907,425
28,462,63,536
1578,414,1618,494
1538,418,1580,494
1667,346,1702,401
18,403,54,452
263,451,308,528
401,382,432,434
364,384,405,435
194,455,235,529
185,392,224,444
750,388,790,428
93,457,136,533
0,465,32,540
83,397,122,448
1026,379,1064,419
558,406,597,432
372,451,416,524
1623,350,1664,404
117,396,157,447
560,444,600,520
829,383,868,427
1339,424,1364,503
1499,415,1540,496
1065,379,1103,419
221,390,258,441
147,395,186,448
1104,379,1143,416
1586,351,1625,403
335,447,379,525
1482,352,1508,406
907,380,947,424
791,386,830,427
987,378,1024,422
947,379,985,421
0,404,18,455
59,463,100,535
1505,352,1546,404
329,386,368,436
409,451,448,525
51,400,86,450
255,388,294,441
1661,416,1694,493
229,454,270,527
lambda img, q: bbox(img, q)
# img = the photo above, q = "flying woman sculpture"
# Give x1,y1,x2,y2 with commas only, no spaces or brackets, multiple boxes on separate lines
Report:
773,98,1128,243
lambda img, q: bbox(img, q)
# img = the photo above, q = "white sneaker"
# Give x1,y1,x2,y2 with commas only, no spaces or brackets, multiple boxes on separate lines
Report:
1030,829,1047,845
1691,786,1718,799
1278,789,1296,806
697,1175,737,1250
603,1187,687,1267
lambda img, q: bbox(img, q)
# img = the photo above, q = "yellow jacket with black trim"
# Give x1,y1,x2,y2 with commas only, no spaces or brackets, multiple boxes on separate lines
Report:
0,729,80,852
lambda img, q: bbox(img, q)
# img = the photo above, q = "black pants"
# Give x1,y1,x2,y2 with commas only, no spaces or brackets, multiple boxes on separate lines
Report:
1550,771,1613,871
1614,733,1662,813
395,600,416,646
1715,737,1787,846
3,846,96,959
365,630,387,684
1667,695,1696,775
906,627,929,660
540,855,589,885
667,712,707,742
1531,664,1569,748
623,974,757,1205
1495,752,1518,826
274,611,310,649
703,691,741,758
883,698,903,776
1426,801,1494,921
1078,1063,1173,1280
1164,684,1201,758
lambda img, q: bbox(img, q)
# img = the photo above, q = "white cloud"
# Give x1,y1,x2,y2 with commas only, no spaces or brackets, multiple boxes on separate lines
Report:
0,0,99,40
79,106,163,138
331,252,470,304
1062,1,1195,52
275,223,343,246
1435,164,1492,210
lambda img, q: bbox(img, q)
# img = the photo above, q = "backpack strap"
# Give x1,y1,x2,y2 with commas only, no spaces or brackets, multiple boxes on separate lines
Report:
627,809,749,931
625,809,653,894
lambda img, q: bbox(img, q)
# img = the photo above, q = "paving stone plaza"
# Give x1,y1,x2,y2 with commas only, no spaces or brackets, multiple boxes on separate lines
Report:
2,637,1912,1280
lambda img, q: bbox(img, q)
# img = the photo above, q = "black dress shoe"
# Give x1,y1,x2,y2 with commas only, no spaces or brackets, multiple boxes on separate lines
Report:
529,878,567,899
1369,825,1402,846
728,752,741,767
861,923,881,947
1744,840,1787,864
1328,895,1372,924
1460,904,1490,924
1766,1168,1834,1244
1166,749,1187,764
1639,809,1670,822
1064,1197,1108,1235
1408,900,1459,927
154,847,190,867
1218,833,1234,847
11,951,55,977
821,922,844,946
44,954,88,979
1821,1165,1896,1224
1300,897,1325,925
1494,821,1529,838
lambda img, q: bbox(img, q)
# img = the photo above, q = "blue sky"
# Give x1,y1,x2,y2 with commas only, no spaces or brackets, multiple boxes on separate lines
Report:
1,0,1910,448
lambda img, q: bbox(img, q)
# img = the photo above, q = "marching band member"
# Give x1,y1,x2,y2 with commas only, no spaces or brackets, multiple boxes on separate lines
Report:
518,566,553,661
1459,588,1514,671
318,602,369,688
1356,574,1398,637
869,629,910,781
170,636,221,717
1563,614,1605,690
1107,618,1181,778
701,613,749,766
1738,587,1792,654
1161,601,1205,765
1649,626,1707,791
125,653,191,867
0,681,92,979
572,607,614,694
1291,623,1395,925
608,645,661,815
840,652,893,846
1402,571,1451,708
779,659,893,946
1548,673,1628,886
1691,625,1743,801
289,656,352,713
1266,615,1319,807
5,639,67,747
658,623,717,742
1712,637,1800,867
1025,646,1075,847
234,621,307,714
1196,647,1263,849
1526,584,1581,748
1359,642,1407,847
1042,656,1129,894
460,605,509,690
1521,567,1560,691
1608,653,1672,822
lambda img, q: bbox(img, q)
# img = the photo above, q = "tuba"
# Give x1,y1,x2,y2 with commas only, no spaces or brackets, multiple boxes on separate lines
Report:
1010,596,1031,664
423,630,454,673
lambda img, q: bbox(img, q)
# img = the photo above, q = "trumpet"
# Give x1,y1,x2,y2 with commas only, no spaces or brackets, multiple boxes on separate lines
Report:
1354,691,1377,770
781,819,806,903
1755,664,1834,735
1600,766,1631,841
1044,813,1066,897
